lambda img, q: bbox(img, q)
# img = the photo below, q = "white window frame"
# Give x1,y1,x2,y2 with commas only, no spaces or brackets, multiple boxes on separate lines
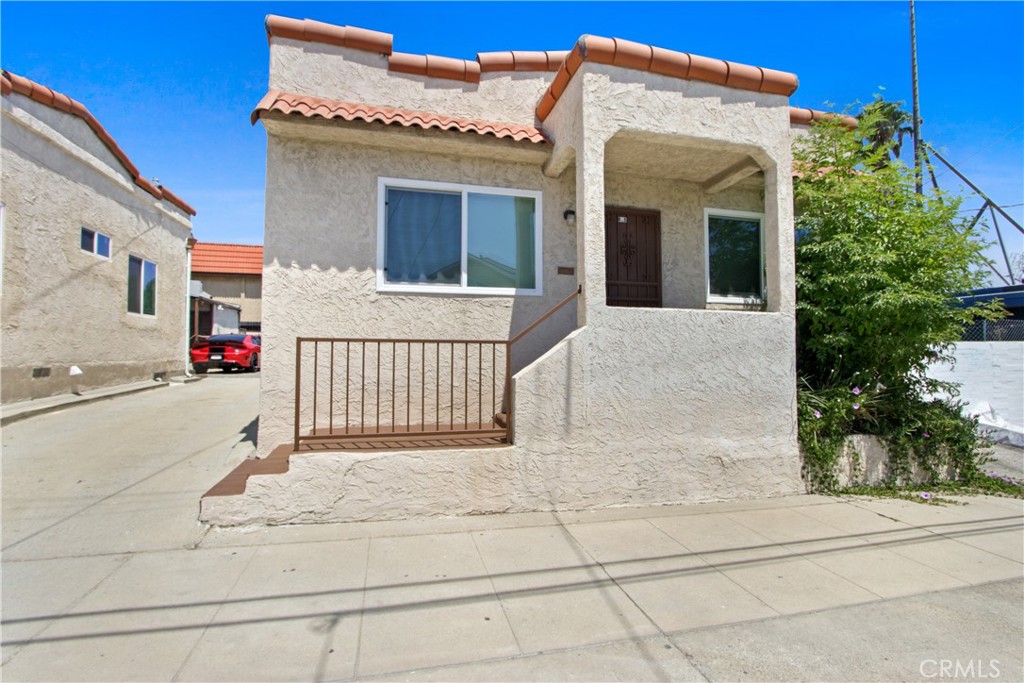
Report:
81,226,112,259
127,254,158,317
704,208,765,304
376,177,543,296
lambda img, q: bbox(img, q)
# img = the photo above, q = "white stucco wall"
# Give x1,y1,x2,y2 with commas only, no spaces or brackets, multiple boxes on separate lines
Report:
1,93,192,402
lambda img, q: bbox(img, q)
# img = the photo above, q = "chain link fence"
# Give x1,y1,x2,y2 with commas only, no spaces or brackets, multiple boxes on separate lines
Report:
961,319,1024,342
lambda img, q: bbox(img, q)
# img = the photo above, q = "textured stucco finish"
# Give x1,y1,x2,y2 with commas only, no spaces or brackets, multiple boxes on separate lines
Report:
270,39,555,125
236,36,804,524
258,129,578,455
1,93,192,402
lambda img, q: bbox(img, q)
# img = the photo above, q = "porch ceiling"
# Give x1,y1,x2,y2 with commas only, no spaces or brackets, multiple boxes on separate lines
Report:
604,135,763,188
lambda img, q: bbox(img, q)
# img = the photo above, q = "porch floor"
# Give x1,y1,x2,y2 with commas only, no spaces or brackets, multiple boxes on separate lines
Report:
202,425,508,499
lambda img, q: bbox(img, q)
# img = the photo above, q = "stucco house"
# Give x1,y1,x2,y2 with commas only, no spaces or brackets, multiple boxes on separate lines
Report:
190,241,263,333
201,16,851,525
1,70,195,402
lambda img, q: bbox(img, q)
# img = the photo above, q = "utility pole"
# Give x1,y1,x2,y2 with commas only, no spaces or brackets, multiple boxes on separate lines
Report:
910,0,924,194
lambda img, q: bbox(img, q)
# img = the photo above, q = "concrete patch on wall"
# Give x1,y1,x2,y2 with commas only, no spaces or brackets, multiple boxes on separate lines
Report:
831,434,956,488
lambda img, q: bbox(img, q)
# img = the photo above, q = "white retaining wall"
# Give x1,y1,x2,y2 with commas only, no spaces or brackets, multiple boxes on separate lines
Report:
927,342,1024,442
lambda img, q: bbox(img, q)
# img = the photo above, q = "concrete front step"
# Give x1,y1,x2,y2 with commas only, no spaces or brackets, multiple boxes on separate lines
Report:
200,444,521,526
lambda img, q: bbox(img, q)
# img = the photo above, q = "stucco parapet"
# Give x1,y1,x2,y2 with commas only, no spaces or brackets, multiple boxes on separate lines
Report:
577,65,792,157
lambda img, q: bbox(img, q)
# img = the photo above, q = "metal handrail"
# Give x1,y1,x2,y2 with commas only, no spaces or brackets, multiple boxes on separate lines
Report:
294,338,510,451
292,285,581,451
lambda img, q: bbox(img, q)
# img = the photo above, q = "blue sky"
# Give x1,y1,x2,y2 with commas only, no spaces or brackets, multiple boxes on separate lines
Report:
2,1,1021,282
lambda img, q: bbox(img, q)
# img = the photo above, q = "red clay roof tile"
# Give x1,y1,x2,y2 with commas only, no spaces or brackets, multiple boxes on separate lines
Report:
477,51,568,72
1,69,196,216
252,90,549,144
192,242,264,275
537,36,800,121
260,17,847,137
388,52,481,83
265,15,393,55
790,107,858,129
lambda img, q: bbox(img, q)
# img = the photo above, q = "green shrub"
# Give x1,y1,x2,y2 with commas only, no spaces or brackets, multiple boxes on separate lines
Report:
793,105,1004,491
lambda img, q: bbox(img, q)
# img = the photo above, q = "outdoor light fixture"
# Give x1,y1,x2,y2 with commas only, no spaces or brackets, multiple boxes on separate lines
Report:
563,209,577,227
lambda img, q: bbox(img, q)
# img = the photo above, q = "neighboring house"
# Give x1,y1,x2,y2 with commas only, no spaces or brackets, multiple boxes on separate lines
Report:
1,70,195,402
189,281,242,340
190,241,263,332
201,16,854,525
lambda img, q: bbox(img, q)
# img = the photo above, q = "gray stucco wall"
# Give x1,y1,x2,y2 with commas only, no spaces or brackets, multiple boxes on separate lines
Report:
1,93,192,402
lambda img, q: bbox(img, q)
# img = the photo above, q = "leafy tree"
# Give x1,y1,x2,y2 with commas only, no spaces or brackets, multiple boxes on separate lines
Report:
793,107,1004,489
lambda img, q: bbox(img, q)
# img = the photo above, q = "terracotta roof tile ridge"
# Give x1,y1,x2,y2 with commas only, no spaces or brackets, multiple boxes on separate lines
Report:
790,106,858,129
252,90,549,144
2,69,196,216
536,35,799,121
477,50,569,72
265,15,393,55
195,241,263,248
388,52,481,83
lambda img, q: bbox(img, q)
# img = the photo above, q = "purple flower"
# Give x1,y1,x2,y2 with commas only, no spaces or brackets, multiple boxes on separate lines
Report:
813,410,822,419
852,402,861,411
852,386,862,396
922,432,930,438
920,492,932,500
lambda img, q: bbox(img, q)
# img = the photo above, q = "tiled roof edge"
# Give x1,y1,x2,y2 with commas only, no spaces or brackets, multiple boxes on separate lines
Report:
389,52,481,83
194,241,263,248
265,15,393,55
252,90,549,144
537,36,800,121
790,107,858,129
477,50,569,73
1,69,196,216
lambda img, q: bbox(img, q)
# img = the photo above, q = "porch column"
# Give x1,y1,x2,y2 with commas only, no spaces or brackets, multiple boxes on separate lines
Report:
575,133,606,325
761,151,795,315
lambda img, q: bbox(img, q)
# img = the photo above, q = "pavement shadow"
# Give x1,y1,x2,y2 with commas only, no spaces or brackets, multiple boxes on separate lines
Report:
239,417,258,448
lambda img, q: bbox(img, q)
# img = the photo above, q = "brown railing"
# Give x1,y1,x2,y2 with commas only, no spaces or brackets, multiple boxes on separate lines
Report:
292,286,580,451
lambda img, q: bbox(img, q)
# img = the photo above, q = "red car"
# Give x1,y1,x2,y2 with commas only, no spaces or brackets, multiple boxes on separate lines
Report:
191,334,261,374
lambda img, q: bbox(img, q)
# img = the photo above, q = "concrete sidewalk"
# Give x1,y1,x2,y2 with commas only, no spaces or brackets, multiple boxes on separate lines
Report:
0,379,170,426
3,493,1022,682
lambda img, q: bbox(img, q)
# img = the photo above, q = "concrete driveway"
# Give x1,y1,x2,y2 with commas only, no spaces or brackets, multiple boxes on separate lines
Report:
1,376,1022,682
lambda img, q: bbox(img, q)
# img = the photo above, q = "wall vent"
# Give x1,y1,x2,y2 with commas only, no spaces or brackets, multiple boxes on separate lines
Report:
31,367,51,379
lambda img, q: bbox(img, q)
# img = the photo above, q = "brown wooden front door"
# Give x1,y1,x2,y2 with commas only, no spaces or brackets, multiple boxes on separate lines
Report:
605,207,662,307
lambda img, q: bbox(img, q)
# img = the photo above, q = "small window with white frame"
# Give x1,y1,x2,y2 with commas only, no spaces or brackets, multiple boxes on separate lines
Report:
377,178,542,295
704,208,764,303
81,227,111,258
127,255,157,316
